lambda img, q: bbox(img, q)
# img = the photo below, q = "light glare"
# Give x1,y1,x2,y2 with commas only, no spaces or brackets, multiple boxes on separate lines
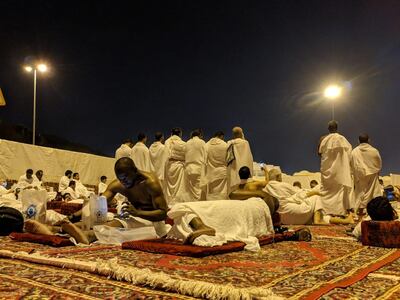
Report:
37,64,47,72
24,66,33,72
324,85,342,99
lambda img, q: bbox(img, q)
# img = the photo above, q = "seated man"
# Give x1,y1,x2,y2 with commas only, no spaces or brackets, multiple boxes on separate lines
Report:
230,166,353,225
17,169,35,189
61,180,80,201
102,157,170,237
352,196,398,239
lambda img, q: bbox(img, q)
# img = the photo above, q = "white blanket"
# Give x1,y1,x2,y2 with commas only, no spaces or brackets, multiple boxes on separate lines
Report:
319,133,353,215
130,142,153,172
351,143,382,209
227,138,254,192
264,181,318,225
205,138,228,200
167,198,274,251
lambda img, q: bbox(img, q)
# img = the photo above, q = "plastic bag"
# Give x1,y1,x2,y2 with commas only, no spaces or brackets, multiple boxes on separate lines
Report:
20,189,47,223
90,194,108,226
93,225,157,245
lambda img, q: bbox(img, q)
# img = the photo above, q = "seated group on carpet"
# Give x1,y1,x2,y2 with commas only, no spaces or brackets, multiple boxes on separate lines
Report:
0,157,398,250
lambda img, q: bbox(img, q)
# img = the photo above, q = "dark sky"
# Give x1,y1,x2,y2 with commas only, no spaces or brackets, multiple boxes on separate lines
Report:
1,0,400,174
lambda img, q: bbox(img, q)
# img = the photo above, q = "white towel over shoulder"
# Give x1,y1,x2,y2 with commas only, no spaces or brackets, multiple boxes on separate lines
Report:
167,198,274,251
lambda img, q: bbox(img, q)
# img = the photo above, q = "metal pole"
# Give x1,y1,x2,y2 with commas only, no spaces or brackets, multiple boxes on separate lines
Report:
33,69,37,145
332,101,335,120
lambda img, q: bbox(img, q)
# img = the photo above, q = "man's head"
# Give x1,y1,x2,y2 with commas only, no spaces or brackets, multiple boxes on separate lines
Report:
65,170,73,178
359,133,370,144
328,120,338,133
115,157,139,189
213,131,224,140
100,175,107,183
26,169,33,179
190,128,203,139
310,180,319,188
137,133,147,144
239,166,251,180
73,172,79,180
171,127,182,137
123,138,134,148
379,178,384,186
154,132,164,143
293,181,302,189
232,127,244,139
367,196,398,221
269,168,282,182
69,180,76,189
35,170,43,181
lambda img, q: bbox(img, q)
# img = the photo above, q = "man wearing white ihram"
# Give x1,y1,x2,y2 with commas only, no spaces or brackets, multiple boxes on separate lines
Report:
318,120,353,216
351,133,382,216
183,129,207,201
226,126,254,193
205,131,228,200
164,128,186,205
130,133,153,172
115,138,134,160
149,132,169,188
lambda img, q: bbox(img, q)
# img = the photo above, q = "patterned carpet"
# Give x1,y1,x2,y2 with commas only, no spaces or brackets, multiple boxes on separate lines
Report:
1,225,400,299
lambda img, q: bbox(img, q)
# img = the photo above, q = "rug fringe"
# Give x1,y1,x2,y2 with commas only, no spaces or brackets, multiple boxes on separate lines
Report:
0,250,282,300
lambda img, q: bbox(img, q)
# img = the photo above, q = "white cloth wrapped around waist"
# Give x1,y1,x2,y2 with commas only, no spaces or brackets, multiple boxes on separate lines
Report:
167,197,274,251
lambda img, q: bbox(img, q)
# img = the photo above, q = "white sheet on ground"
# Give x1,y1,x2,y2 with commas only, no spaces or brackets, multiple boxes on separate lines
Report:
167,197,274,251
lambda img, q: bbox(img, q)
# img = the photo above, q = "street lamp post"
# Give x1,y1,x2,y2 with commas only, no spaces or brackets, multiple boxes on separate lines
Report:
324,84,342,120
24,64,48,145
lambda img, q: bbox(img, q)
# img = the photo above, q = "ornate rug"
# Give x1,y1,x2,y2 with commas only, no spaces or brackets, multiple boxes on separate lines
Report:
1,226,400,299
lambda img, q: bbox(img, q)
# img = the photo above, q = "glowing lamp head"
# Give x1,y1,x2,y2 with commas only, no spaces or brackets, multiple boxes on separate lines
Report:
24,66,33,72
37,64,47,72
324,85,342,99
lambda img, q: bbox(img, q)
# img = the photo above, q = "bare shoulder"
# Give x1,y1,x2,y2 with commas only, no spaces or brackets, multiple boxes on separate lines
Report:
141,171,162,193
107,179,124,193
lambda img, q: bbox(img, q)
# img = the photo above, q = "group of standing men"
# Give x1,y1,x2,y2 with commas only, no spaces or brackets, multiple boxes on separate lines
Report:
115,126,254,205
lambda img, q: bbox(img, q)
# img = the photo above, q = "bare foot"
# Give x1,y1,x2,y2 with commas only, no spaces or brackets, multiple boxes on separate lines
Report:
24,220,54,235
184,227,216,245
61,222,90,244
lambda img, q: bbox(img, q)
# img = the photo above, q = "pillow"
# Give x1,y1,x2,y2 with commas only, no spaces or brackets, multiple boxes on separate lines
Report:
361,220,400,248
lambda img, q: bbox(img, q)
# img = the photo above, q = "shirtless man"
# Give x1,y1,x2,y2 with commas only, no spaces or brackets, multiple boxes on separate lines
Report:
102,157,170,237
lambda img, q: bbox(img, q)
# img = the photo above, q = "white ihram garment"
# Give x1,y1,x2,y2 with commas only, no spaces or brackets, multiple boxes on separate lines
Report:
115,144,132,160
58,176,70,192
264,181,320,225
319,133,353,216
226,138,254,192
167,198,274,251
17,174,34,188
75,180,91,198
183,137,207,201
149,141,168,182
205,138,228,200
98,182,107,195
164,136,186,205
351,143,382,210
130,142,153,172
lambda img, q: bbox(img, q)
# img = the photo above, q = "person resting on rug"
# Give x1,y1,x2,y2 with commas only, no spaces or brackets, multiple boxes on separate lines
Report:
229,166,354,226
100,157,171,237
351,196,399,240
0,195,90,244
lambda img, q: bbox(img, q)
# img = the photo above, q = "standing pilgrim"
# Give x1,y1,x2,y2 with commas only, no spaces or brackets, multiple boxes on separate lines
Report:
149,132,169,188
318,120,353,216
130,133,153,172
164,128,186,205
115,139,134,160
226,127,254,193
205,131,228,200
351,134,382,216
183,129,207,201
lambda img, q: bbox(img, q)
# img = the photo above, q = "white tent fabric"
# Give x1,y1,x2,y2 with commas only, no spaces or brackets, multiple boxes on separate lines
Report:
0,139,116,185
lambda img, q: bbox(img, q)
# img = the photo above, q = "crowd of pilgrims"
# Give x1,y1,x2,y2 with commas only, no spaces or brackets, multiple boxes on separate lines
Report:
0,122,399,244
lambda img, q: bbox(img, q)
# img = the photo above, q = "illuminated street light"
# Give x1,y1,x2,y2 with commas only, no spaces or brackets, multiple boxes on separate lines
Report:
24,63,49,145
324,84,342,120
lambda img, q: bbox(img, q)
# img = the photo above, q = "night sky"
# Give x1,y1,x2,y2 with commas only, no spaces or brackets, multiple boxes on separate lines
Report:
1,1,400,174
